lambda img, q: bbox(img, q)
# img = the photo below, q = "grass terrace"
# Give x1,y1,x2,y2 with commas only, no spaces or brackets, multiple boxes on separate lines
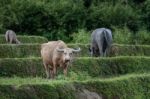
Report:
0,35,48,44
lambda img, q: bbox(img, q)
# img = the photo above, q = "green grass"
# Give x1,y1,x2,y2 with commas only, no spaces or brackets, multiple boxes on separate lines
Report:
69,43,150,57
0,33,150,99
0,44,41,58
0,35,48,44
0,56,150,78
0,74,149,99
1,43,150,58
70,27,150,45
0,73,148,85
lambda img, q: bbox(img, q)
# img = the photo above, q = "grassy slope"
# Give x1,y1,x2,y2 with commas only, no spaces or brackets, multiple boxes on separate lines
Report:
0,73,148,85
0,56,150,78
0,44,150,58
68,44,150,57
0,35,48,44
0,35,150,99
0,74,149,99
0,44,41,58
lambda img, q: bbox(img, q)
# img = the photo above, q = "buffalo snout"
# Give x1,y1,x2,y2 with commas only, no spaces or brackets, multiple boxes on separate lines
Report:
65,59,70,63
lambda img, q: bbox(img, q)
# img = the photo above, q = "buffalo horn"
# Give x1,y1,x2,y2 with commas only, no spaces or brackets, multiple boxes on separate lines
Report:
56,48,64,52
72,48,81,52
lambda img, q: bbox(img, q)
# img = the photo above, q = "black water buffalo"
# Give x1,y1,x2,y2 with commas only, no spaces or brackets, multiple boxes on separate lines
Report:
89,28,112,57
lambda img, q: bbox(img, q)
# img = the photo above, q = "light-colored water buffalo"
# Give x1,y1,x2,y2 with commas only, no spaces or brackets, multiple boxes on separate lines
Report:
89,28,112,57
41,40,80,79
5,30,21,44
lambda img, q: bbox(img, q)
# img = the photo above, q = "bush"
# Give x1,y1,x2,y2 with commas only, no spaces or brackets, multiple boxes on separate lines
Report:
112,27,150,44
113,27,132,44
0,0,86,41
86,3,139,30
70,27,150,44
0,0,146,42
136,29,150,44
71,29,90,44
0,0,51,35
141,0,150,30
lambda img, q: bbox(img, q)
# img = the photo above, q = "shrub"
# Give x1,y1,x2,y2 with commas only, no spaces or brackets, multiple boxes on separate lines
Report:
0,0,86,41
71,29,90,44
0,0,146,42
86,3,139,30
141,0,150,30
112,27,150,44
113,27,132,44
136,29,150,44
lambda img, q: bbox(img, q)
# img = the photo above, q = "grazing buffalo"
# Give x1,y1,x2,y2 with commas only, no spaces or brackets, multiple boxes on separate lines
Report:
41,40,80,79
89,28,112,57
5,30,21,44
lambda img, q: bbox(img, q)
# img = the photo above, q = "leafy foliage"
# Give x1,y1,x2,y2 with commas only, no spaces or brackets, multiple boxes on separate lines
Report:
71,29,90,44
0,0,148,42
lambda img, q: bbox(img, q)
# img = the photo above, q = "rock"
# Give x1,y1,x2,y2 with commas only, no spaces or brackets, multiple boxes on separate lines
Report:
75,89,102,99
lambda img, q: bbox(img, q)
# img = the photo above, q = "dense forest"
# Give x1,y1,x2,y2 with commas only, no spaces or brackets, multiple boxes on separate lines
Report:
0,0,150,43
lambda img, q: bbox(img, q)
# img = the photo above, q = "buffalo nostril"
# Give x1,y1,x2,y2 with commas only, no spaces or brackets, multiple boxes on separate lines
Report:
65,60,70,62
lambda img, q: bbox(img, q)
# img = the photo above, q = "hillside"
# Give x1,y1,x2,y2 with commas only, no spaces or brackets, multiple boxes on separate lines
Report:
0,35,150,99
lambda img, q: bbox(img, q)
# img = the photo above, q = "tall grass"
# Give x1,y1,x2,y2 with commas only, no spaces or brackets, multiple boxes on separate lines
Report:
71,27,150,44
71,29,90,44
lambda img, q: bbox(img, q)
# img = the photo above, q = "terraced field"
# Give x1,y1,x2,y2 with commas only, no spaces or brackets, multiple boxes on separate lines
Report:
0,35,150,99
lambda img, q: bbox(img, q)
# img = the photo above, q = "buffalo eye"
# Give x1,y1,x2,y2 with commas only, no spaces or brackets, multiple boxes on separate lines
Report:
69,53,72,56
64,52,67,55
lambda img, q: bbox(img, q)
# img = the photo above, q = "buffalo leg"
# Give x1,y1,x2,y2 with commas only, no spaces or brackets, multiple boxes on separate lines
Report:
43,63,50,79
63,66,68,76
5,34,9,43
10,37,13,44
98,44,103,56
52,62,57,79
103,49,107,57
96,39,103,57
53,66,57,78
49,67,54,79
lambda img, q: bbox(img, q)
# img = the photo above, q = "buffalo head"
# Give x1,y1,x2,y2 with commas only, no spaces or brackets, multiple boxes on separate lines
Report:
89,47,99,57
57,47,80,63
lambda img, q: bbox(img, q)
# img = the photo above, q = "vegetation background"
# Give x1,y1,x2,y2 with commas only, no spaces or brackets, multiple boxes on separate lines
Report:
0,0,150,44
0,1,150,98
